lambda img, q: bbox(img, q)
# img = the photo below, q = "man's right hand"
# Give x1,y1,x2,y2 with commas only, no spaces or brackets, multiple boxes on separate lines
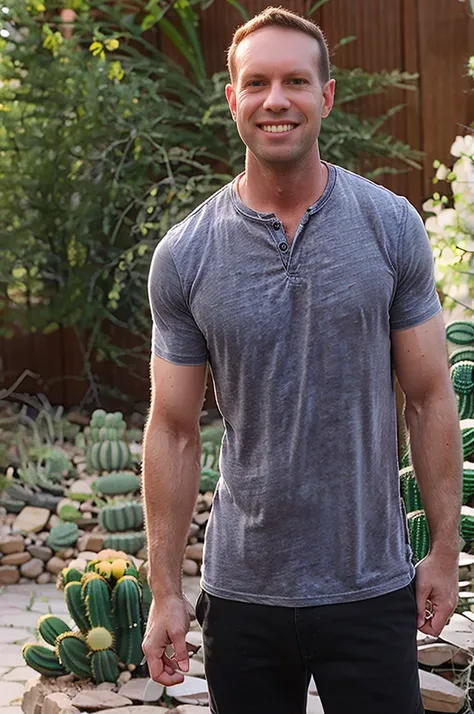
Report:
142,595,191,686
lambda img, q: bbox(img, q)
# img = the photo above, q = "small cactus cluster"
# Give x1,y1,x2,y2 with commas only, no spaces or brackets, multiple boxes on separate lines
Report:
22,550,151,683
86,410,131,473
99,501,143,532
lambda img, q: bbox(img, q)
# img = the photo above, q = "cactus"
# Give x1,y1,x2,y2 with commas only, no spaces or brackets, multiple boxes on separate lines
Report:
91,649,120,684
399,466,423,514
56,632,92,679
22,644,67,676
0,496,25,513
37,615,70,646
127,428,143,443
47,522,79,551
464,463,474,506
103,532,145,555
88,441,130,472
86,626,114,651
64,581,90,633
451,361,474,394
99,502,143,532
60,567,84,585
407,511,430,562
83,574,115,631
446,321,474,346
59,504,82,522
450,347,474,366
461,513,474,544
95,472,140,496
112,576,143,666
200,467,219,494
461,420,474,460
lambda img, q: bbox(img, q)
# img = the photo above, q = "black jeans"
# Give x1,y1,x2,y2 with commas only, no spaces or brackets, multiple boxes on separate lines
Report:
195,578,424,714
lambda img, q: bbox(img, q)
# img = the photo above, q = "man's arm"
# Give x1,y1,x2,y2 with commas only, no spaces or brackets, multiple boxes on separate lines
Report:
142,354,207,684
392,312,462,634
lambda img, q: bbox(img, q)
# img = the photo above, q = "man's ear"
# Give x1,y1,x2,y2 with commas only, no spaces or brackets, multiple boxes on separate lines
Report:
225,83,237,121
321,78,336,119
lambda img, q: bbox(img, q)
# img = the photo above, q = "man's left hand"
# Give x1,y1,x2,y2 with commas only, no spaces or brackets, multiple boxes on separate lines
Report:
415,551,459,636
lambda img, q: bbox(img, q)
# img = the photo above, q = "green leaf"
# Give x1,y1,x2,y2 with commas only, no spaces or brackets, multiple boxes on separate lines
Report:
308,0,330,15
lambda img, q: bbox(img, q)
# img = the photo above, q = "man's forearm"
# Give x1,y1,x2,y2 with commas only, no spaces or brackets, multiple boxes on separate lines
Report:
142,421,201,598
406,386,462,556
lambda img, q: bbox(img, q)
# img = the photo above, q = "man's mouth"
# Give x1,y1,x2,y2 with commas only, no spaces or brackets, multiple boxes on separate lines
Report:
258,123,298,134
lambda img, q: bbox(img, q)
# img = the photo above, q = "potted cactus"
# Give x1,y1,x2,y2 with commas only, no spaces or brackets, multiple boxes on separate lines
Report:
86,410,131,473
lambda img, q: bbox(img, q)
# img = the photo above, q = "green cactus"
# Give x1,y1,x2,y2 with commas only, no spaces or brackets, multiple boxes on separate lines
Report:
112,576,143,666
83,574,115,631
99,502,143,532
399,466,423,514
64,581,90,632
464,463,474,506
95,472,140,496
450,347,474,366
37,615,70,646
88,440,130,472
91,649,120,684
56,632,92,679
127,428,143,443
103,532,145,555
446,321,474,346
200,467,219,494
47,522,79,551
462,420,474,461
408,511,430,562
58,504,82,522
461,513,474,544
60,567,84,586
90,410,107,428
0,496,25,513
22,644,67,677
451,361,474,419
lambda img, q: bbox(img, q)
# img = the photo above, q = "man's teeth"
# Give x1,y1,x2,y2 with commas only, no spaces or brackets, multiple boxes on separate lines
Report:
261,124,296,133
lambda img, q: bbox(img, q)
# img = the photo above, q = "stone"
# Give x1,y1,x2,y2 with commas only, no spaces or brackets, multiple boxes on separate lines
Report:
1,551,31,566
0,645,28,668
0,535,25,555
0,627,31,644
0,565,20,585
78,534,104,553
69,480,93,496
170,708,211,714
185,631,203,649
4,666,39,681
48,515,60,530
41,693,72,714
95,684,116,692
47,557,66,575
188,658,205,678
188,537,198,545
78,550,97,561
36,572,52,585
80,501,98,514
118,679,163,703
166,677,208,699
0,681,26,707
58,708,81,714
56,548,74,560
135,547,147,560
193,512,209,526
67,557,87,571
27,545,53,562
419,669,465,712
184,544,203,562
182,559,199,576
101,704,168,714
13,507,50,534
70,692,133,710
21,558,44,579
439,613,474,652
418,643,462,667
21,679,43,714
117,672,132,685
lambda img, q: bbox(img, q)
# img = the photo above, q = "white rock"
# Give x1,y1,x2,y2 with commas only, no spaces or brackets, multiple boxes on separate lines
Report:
440,613,474,652
166,676,208,698
67,557,87,571
419,669,465,712
171,708,211,714
70,692,133,710
14,507,50,534
418,643,461,667
98,708,168,714
118,679,163,703
42,693,72,714
459,552,474,567
69,481,93,496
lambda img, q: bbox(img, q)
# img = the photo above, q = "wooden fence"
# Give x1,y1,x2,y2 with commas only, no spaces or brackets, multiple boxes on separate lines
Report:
1,0,473,408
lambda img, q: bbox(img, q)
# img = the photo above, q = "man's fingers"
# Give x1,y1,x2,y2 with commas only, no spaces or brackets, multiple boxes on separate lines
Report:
171,631,190,672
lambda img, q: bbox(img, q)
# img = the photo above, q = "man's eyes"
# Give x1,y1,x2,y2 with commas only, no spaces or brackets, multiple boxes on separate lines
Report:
246,78,308,87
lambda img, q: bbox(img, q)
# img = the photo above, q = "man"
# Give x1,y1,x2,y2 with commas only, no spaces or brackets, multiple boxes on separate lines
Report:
142,7,462,714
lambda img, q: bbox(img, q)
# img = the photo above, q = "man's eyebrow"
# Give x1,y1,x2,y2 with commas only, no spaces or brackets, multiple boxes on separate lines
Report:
241,69,313,81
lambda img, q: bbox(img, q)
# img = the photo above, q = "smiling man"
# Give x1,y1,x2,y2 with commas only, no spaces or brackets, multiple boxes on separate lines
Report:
142,7,462,714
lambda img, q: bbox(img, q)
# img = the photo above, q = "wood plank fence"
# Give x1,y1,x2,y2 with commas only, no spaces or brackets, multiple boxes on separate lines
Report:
1,0,473,409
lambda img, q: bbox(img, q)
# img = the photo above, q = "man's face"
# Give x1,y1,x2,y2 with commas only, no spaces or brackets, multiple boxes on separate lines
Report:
226,27,335,168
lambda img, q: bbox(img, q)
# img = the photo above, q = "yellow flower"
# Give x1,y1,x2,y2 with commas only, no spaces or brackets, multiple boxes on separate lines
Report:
104,38,119,51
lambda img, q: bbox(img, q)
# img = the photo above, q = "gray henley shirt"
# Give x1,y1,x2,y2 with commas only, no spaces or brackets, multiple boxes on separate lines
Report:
147,163,441,607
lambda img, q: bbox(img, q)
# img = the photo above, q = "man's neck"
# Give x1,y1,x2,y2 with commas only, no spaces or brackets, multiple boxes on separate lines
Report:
237,150,328,217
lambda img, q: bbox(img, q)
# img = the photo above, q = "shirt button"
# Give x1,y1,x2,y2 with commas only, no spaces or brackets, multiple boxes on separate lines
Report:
273,221,281,230
279,242,288,252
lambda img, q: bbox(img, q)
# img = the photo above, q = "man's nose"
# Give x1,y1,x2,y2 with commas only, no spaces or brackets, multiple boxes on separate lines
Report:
262,82,291,112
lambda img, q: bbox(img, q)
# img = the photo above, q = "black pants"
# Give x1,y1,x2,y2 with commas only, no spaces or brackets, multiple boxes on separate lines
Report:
195,578,424,714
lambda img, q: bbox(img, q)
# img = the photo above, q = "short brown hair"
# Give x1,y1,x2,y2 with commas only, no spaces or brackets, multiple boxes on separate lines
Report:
227,6,330,86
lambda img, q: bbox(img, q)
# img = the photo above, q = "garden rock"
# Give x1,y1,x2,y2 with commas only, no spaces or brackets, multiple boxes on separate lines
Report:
70,692,133,710
14,507,50,534
47,557,66,574
188,524,199,538
184,544,203,562
193,512,209,526
21,558,44,579
36,572,52,584
77,534,104,552
1,551,31,566
43,693,73,714
418,643,462,667
69,481,93,497
68,557,87,571
56,548,75,560
48,515,61,529
118,679,164,703
27,545,53,561
170,708,211,714
98,708,169,714
183,559,199,576
419,669,465,712
0,565,20,584
0,534,25,554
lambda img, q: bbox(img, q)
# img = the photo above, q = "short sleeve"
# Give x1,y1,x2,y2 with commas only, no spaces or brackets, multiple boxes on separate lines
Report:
390,200,442,331
147,239,208,365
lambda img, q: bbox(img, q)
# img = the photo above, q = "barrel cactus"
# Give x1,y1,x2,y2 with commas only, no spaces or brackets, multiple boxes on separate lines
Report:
23,551,149,683
86,410,131,473
94,471,140,496
47,522,79,551
400,466,423,514
446,321,474,346
464,463,474,506
103,532,145,555
461,420,474,461
450,361,474,419
407,511,430,562
99,502,143,532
